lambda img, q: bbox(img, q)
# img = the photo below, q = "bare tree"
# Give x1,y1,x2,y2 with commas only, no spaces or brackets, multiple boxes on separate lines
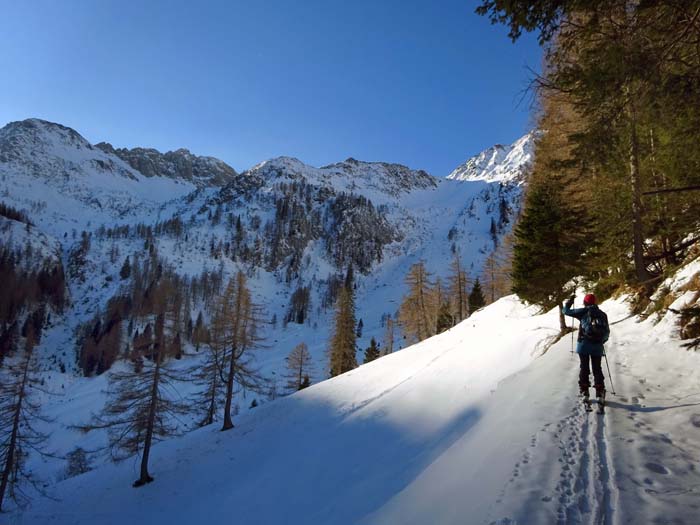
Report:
284,343,315,392
0,330,50,511
217,272,265,431
83,279,191,487
398,261,434,343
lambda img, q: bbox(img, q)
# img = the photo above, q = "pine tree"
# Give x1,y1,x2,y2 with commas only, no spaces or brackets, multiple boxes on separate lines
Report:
363,337,381,364
436,302,454,333
468,278,486,312
0,336,50,511
477,1,700,286
328,285,358,377
398,261,434,343
119,256,131,280
284,342,315,392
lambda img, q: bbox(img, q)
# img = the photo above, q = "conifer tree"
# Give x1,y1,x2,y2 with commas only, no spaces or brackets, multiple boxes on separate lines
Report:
328,285,358,377
468,278,486,312
448,253,469,322
218,272,265,431
193,322,223,427
398,261,434,343
436,302,454,334
86,279,191,487
284,342,314,392
363,337,381,364
0,336,49,511
382,317,395,356
119,256,131,280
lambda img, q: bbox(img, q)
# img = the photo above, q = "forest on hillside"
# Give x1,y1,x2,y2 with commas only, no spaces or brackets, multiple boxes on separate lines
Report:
477,1,700,335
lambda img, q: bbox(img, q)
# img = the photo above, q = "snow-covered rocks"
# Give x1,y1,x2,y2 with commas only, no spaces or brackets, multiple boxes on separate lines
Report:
447,131,537,184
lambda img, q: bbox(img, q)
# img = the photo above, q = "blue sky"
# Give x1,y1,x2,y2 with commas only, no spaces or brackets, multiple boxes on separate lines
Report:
0,1,541,176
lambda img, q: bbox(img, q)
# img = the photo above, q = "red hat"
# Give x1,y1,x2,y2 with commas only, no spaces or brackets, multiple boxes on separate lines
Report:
583,293,597,306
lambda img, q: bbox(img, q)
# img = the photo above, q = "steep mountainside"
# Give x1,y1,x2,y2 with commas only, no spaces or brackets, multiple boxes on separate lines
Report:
95,142,237,188
447,131,536,184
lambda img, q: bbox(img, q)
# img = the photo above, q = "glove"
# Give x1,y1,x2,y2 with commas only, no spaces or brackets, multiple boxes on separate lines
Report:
565,296,575,309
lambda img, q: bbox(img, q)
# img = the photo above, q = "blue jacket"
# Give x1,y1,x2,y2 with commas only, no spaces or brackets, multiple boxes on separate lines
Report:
562,304,609,356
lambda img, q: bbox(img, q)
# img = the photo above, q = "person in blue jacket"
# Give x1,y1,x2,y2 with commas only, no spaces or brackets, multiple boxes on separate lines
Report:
563,293,610,400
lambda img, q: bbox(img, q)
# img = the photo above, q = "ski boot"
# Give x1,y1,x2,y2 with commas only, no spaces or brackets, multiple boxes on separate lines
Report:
580,387,592,412
595,386,606,414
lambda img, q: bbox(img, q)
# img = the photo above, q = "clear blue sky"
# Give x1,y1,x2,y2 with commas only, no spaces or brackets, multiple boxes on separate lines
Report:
0,1,541,176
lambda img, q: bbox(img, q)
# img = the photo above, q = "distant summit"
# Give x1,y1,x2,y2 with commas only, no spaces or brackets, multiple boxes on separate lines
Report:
447,131,537,184
95,143,237,188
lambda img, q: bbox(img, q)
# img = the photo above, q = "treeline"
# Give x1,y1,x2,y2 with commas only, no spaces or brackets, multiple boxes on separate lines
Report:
477,2,700,318
0,202,33,225
0,245,66,363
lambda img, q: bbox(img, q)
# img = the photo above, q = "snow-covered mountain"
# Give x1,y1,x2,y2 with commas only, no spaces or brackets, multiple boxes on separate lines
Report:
0,119,198,233
0,117,536,510
95,142,237,188
447,131,537,184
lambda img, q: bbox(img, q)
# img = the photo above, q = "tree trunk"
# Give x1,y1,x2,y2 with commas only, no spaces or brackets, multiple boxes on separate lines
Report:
627,91,652,283
0,353,30,511
222,343,236,431
134,355,160,487
559,308,569,335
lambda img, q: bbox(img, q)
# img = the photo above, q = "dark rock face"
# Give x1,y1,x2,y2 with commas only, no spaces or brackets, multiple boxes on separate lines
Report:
95,143,237,187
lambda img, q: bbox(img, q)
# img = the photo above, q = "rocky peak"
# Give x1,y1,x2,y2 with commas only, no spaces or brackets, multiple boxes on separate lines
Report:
0,118,93,163
447,131,538,185
95,143,237,188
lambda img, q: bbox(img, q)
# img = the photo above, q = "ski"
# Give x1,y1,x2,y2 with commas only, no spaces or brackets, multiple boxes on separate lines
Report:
597,393,606,414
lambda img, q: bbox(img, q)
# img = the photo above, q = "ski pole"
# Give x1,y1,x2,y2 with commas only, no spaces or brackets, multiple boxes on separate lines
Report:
603,352,616,395
570,317,575,355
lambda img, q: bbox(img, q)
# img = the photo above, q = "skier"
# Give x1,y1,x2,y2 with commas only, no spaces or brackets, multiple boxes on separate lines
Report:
563,293,610,409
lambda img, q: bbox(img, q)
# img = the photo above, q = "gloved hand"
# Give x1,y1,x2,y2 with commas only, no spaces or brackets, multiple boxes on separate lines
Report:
565,295,575,309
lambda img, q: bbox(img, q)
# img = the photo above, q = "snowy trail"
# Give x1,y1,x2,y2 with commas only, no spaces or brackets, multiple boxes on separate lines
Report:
477,301,700,525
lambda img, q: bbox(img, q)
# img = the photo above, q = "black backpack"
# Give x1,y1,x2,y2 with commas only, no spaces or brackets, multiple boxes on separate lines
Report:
581,307,608,343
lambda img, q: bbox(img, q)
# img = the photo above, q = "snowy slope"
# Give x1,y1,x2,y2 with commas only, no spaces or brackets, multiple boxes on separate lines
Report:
0,119,199,235
447,131,537,184
16,257,700,524
0,215,62,270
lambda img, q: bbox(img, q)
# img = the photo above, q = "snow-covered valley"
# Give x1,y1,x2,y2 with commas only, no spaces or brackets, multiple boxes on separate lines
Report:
2,117,699,524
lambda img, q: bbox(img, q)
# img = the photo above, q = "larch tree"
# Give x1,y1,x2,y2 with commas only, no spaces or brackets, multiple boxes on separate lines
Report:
448,252,469,322
284,342,315,392
0,328,49,511
218,272,265,431
398,261,434,343
85,278,191,487
382,317,395,356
